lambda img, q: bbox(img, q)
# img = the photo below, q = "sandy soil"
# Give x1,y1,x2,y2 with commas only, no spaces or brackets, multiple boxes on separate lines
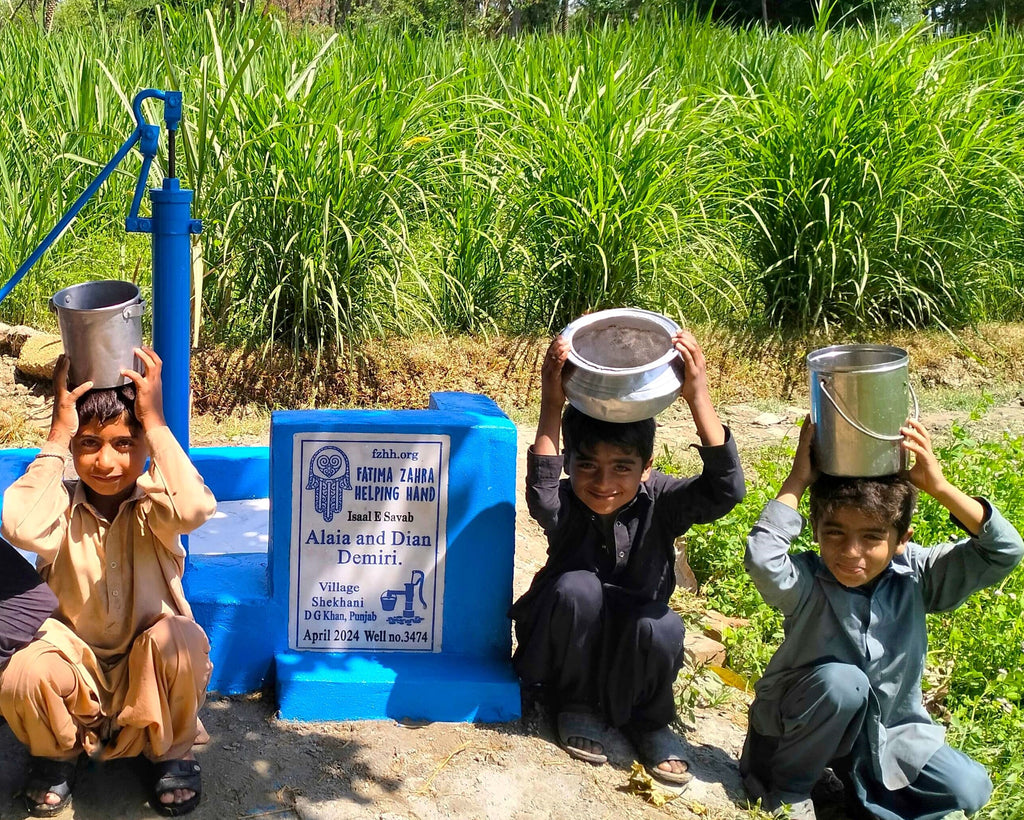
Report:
1,333,1021,820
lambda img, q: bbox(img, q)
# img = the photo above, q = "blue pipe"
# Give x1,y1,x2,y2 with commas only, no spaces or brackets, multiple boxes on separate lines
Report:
145,178,201,450
0,128,142,304
0,89,177,305
123,90,201,451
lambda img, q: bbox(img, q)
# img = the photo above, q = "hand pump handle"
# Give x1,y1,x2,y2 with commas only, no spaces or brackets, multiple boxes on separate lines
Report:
0,89,181,305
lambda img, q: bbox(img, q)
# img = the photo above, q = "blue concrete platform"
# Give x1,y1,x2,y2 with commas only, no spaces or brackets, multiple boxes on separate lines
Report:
270,392,521,721
275,652,521,722
0,392,523,722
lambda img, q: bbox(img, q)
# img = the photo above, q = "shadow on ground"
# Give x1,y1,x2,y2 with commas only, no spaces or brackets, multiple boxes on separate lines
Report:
0,695,400,820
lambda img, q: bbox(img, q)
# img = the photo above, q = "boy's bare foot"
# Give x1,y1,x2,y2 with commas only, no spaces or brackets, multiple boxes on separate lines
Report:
22,755,77,816
629,725,694,786
656,757,690,777
158,751,197,807
556,711,609,765
150,751,202,816
567,734,605,758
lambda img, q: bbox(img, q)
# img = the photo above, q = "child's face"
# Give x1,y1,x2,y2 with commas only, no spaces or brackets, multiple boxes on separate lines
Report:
813,505,910,588
566,441,652,517
71,416,148,508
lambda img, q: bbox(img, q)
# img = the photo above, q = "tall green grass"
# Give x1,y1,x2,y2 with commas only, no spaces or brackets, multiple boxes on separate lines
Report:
2,12,1024,348
724,22,1024,330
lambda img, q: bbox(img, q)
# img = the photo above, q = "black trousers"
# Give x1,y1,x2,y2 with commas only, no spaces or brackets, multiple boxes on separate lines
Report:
512,569,685,730
0,539,57,668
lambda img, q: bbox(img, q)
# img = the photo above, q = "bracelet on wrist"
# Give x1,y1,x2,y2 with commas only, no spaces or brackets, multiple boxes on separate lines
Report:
34,452,67,463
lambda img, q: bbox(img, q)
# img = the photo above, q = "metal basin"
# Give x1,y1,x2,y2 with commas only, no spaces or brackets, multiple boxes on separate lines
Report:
561,308,682,423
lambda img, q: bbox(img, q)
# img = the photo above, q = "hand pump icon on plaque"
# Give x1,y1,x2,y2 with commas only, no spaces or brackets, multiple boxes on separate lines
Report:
381,571,427,625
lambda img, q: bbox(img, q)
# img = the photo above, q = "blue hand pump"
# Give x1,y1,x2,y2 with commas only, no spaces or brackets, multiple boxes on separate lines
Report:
0,89,201,452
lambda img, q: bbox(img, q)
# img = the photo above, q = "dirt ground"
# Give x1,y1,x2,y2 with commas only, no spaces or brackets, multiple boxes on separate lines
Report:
1,325,1022,820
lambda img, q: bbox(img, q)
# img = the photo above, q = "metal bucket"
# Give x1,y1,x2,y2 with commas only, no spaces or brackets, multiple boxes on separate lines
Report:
808,344,919,477
50,281,146,389
561,308,683,423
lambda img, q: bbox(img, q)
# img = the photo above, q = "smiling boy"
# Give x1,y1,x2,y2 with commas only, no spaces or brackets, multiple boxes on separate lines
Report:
741,418,1024,820
0,348,216,817
511,331,745,785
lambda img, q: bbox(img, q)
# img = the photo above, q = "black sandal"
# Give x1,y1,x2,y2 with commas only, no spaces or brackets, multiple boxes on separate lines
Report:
21,756,77,818
150,758,202,817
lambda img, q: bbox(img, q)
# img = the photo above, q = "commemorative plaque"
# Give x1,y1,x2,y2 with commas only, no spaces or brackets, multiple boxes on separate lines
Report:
270,395,520,722
289,432,449,652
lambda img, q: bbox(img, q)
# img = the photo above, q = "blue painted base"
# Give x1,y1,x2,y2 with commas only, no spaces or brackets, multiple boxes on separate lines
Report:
275,651,522,723
186,553,282,695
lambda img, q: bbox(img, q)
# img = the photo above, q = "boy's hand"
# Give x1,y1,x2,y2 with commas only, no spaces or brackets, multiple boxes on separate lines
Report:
777,416,817,510
534,336,570,457
901,420,947,497
48,355,93,446
122,346,167,432
901,419,986,535
541,335,570,410
673,330,709,406
673,330,726,446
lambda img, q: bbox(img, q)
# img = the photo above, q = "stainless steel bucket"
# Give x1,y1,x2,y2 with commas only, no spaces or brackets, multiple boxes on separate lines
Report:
561,308,683,423
50,280,146,389
808,344,919,477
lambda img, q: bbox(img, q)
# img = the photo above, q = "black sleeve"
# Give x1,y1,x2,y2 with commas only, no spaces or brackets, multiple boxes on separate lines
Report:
0,538,57,665
655,427,746,532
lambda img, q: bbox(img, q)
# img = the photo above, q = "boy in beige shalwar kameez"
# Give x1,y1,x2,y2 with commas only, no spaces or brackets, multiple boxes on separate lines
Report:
0,347,216,818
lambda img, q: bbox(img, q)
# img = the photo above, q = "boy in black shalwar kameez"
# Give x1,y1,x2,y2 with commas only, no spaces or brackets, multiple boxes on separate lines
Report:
1,539,57,670
511,331,745,784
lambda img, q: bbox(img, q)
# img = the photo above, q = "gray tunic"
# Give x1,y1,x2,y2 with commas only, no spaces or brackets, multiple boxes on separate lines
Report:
745,498,1023,790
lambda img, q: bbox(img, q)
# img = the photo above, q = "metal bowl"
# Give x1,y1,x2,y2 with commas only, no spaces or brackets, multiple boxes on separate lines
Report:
561,308,683,423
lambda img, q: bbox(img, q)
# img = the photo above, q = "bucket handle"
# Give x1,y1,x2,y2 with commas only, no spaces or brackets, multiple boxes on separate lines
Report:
122,299,145,320
46,297,146,318
818,378,920,442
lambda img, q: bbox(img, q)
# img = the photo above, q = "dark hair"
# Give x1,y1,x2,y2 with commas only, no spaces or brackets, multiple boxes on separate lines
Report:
809,473,918,538
561,404,656,463
75,384,141,435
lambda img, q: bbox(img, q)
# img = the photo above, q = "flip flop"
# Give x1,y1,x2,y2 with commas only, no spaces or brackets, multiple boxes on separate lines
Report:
556,710,609,765
21,756,77,818
629,725,694,786
150,758,202,817
743,771,818,819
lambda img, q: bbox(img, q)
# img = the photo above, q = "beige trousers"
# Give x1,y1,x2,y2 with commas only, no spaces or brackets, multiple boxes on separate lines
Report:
0,615,212,762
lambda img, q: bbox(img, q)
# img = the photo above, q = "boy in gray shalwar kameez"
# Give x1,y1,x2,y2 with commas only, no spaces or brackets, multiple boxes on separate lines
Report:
741,418,1023,820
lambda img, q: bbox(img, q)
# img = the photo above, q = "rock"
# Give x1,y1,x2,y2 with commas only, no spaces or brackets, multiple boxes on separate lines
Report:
684,633,726,667
674,541,698,592
0,322,40,357
15,333,62,381
700,610,750,643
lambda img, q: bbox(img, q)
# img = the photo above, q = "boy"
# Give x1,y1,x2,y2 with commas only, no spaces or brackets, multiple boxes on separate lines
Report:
0,348,216,818
1,539,57,670
741,418,1024,820
511,330,745,784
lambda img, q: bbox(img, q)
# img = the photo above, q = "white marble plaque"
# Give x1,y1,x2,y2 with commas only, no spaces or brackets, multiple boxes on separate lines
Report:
288,432,449,652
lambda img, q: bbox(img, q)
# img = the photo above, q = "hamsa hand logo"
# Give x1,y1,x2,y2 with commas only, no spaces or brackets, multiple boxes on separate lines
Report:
306,445,352,522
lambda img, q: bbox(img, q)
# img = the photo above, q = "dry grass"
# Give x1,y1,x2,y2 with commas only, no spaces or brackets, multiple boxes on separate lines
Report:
192,333,547,420
0,406,38,446
191,323,1024,420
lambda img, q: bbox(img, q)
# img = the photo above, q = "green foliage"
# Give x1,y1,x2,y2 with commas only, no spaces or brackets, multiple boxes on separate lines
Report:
3,14,1024,345
686,444,794,676
722,21,1024,330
